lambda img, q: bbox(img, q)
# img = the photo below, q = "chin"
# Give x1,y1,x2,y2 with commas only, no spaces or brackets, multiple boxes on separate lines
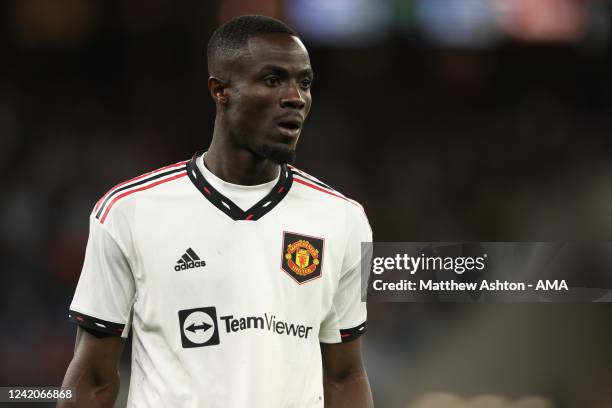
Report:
261,143,297,165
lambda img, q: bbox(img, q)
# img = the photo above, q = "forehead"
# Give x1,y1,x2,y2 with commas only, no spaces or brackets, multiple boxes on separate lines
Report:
241,33,311,72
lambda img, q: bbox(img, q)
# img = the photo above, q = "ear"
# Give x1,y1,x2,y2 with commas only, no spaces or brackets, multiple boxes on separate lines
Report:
208,76,228,105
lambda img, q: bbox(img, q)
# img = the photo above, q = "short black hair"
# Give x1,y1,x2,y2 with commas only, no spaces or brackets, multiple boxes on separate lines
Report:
207,15,298,77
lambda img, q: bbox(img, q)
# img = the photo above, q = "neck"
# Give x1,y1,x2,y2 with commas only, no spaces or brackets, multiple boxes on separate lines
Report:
204,120,280,186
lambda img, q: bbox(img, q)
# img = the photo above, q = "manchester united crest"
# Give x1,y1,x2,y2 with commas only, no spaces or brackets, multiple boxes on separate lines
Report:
281,232,324,284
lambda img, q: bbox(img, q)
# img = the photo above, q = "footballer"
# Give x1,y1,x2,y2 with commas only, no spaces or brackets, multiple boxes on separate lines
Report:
60,15,373,407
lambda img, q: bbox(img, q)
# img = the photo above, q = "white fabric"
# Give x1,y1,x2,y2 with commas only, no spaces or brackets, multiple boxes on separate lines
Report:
70,158,372,408
197,154,278,211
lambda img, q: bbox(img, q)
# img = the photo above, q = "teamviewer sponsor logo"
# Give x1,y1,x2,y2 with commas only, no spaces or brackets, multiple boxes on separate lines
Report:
175,248,206,271
178,306,313,348
178,307,220,348
220,313,313,339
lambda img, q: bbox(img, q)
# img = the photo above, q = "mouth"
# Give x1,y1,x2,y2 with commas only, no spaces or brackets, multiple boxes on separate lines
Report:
277,120,302,137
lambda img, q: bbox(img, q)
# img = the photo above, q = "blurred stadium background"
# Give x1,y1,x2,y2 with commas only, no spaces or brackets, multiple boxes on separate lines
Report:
2,0,612,407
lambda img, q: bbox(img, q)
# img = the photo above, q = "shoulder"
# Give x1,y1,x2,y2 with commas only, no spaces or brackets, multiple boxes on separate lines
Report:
288,165,368,221
93,159,189,225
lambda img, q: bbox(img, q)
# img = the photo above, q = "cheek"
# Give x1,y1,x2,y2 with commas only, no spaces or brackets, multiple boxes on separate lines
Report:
235,87,275,115
304,94,312,116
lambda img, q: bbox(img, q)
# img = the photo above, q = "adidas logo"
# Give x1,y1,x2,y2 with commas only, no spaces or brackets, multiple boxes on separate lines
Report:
175,248,206,271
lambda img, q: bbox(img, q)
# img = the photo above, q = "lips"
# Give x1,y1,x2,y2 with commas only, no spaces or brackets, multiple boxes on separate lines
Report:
277,117,303,137
277,119,302,131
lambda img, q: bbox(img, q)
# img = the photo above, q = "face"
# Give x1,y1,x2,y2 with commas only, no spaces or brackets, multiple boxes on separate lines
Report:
221,33,313,164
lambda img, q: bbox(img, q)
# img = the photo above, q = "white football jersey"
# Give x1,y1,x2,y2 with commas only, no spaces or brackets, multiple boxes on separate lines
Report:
69,153,372,408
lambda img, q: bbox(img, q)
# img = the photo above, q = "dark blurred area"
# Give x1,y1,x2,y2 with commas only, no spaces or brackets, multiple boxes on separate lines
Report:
1,0,612,407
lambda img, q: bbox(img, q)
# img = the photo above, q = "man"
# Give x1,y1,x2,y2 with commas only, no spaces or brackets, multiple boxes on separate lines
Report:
60,15,373,407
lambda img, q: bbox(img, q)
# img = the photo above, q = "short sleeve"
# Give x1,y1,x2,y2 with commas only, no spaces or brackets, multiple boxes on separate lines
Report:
68,215,135,338
319,205,372,344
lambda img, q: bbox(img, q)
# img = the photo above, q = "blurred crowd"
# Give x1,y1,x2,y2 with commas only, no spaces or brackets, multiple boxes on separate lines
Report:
2,1,612,407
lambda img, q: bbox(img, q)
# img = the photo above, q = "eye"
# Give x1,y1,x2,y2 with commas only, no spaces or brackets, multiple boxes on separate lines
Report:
264,76,281,86
301,78,313,89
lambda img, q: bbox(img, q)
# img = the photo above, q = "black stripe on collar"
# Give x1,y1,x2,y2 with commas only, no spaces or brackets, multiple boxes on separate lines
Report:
289,169,337,192
186,153,293,221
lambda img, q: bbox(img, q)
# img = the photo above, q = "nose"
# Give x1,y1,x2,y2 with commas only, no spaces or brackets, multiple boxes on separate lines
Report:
280,81,306,110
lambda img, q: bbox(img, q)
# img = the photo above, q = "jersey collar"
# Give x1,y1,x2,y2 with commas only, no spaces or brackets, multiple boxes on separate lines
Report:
186,152,293,221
